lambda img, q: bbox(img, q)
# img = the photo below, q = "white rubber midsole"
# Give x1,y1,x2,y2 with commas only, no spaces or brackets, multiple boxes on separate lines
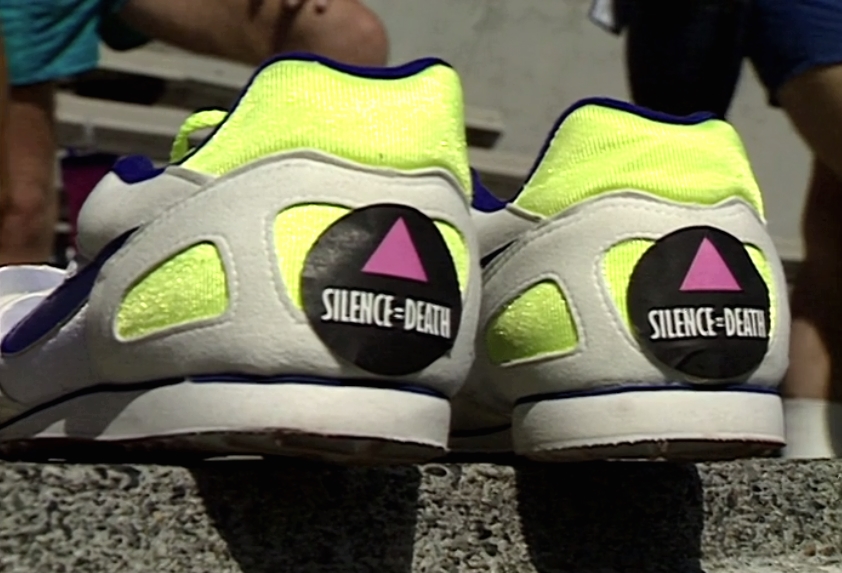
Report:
0,380,451,449
783,398,842,459
513,389,785,454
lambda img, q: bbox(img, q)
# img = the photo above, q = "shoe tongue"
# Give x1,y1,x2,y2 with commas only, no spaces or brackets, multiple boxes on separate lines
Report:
178,54,472,194
512,98,764,218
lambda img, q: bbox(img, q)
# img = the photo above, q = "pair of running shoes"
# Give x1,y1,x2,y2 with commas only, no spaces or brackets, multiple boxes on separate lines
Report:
0,53,792,464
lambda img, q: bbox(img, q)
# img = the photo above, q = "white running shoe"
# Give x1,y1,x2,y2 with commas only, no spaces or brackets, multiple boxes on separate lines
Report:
451,98,790,461
0,54,481,464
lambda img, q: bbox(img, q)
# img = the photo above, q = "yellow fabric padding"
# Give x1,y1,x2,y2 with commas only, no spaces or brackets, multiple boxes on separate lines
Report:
117,243,228,339
181,59,471,196
515,103,764,218
486,280,579,365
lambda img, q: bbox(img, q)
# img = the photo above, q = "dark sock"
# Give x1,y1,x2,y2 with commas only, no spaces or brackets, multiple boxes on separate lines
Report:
624,0,750,119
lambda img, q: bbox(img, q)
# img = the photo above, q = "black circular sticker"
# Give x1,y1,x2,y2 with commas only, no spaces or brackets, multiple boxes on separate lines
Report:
627,226,770,381
301,204,462,376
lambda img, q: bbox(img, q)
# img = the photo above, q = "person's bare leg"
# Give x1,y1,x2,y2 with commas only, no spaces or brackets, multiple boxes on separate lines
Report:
785,159,842,402
778,67,842,402
0,18,10,240
118,0,388,67
0,83,57,266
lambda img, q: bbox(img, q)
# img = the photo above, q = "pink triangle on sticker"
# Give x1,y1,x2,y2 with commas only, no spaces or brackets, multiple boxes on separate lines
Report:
362,218,428,283
680,237,741,292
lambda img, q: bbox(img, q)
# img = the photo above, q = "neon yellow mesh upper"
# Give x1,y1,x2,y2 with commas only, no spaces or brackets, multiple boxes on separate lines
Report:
175,58,472,195
514,102,764,217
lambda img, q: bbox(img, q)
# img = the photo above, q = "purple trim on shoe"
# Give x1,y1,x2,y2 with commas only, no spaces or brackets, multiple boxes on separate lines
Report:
471,169,508,212
112,155,164,184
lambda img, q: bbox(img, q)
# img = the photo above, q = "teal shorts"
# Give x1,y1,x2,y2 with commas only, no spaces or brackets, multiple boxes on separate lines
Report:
0,0,147,86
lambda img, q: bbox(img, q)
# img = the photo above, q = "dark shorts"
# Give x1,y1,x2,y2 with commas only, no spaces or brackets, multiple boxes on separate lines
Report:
0,0,146,86
624,0,842,116
749,0,842,106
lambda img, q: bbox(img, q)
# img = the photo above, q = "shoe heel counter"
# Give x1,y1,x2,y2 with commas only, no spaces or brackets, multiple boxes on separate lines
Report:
87,154,480,395
514,102,766,219
481,195,789,406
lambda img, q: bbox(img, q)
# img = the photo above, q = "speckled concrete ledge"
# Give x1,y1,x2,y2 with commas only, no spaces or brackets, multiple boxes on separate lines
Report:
0,460,839,573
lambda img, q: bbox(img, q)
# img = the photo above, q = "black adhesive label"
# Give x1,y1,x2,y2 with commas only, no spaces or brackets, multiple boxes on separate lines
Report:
302,204,462,376
627,226,770,381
